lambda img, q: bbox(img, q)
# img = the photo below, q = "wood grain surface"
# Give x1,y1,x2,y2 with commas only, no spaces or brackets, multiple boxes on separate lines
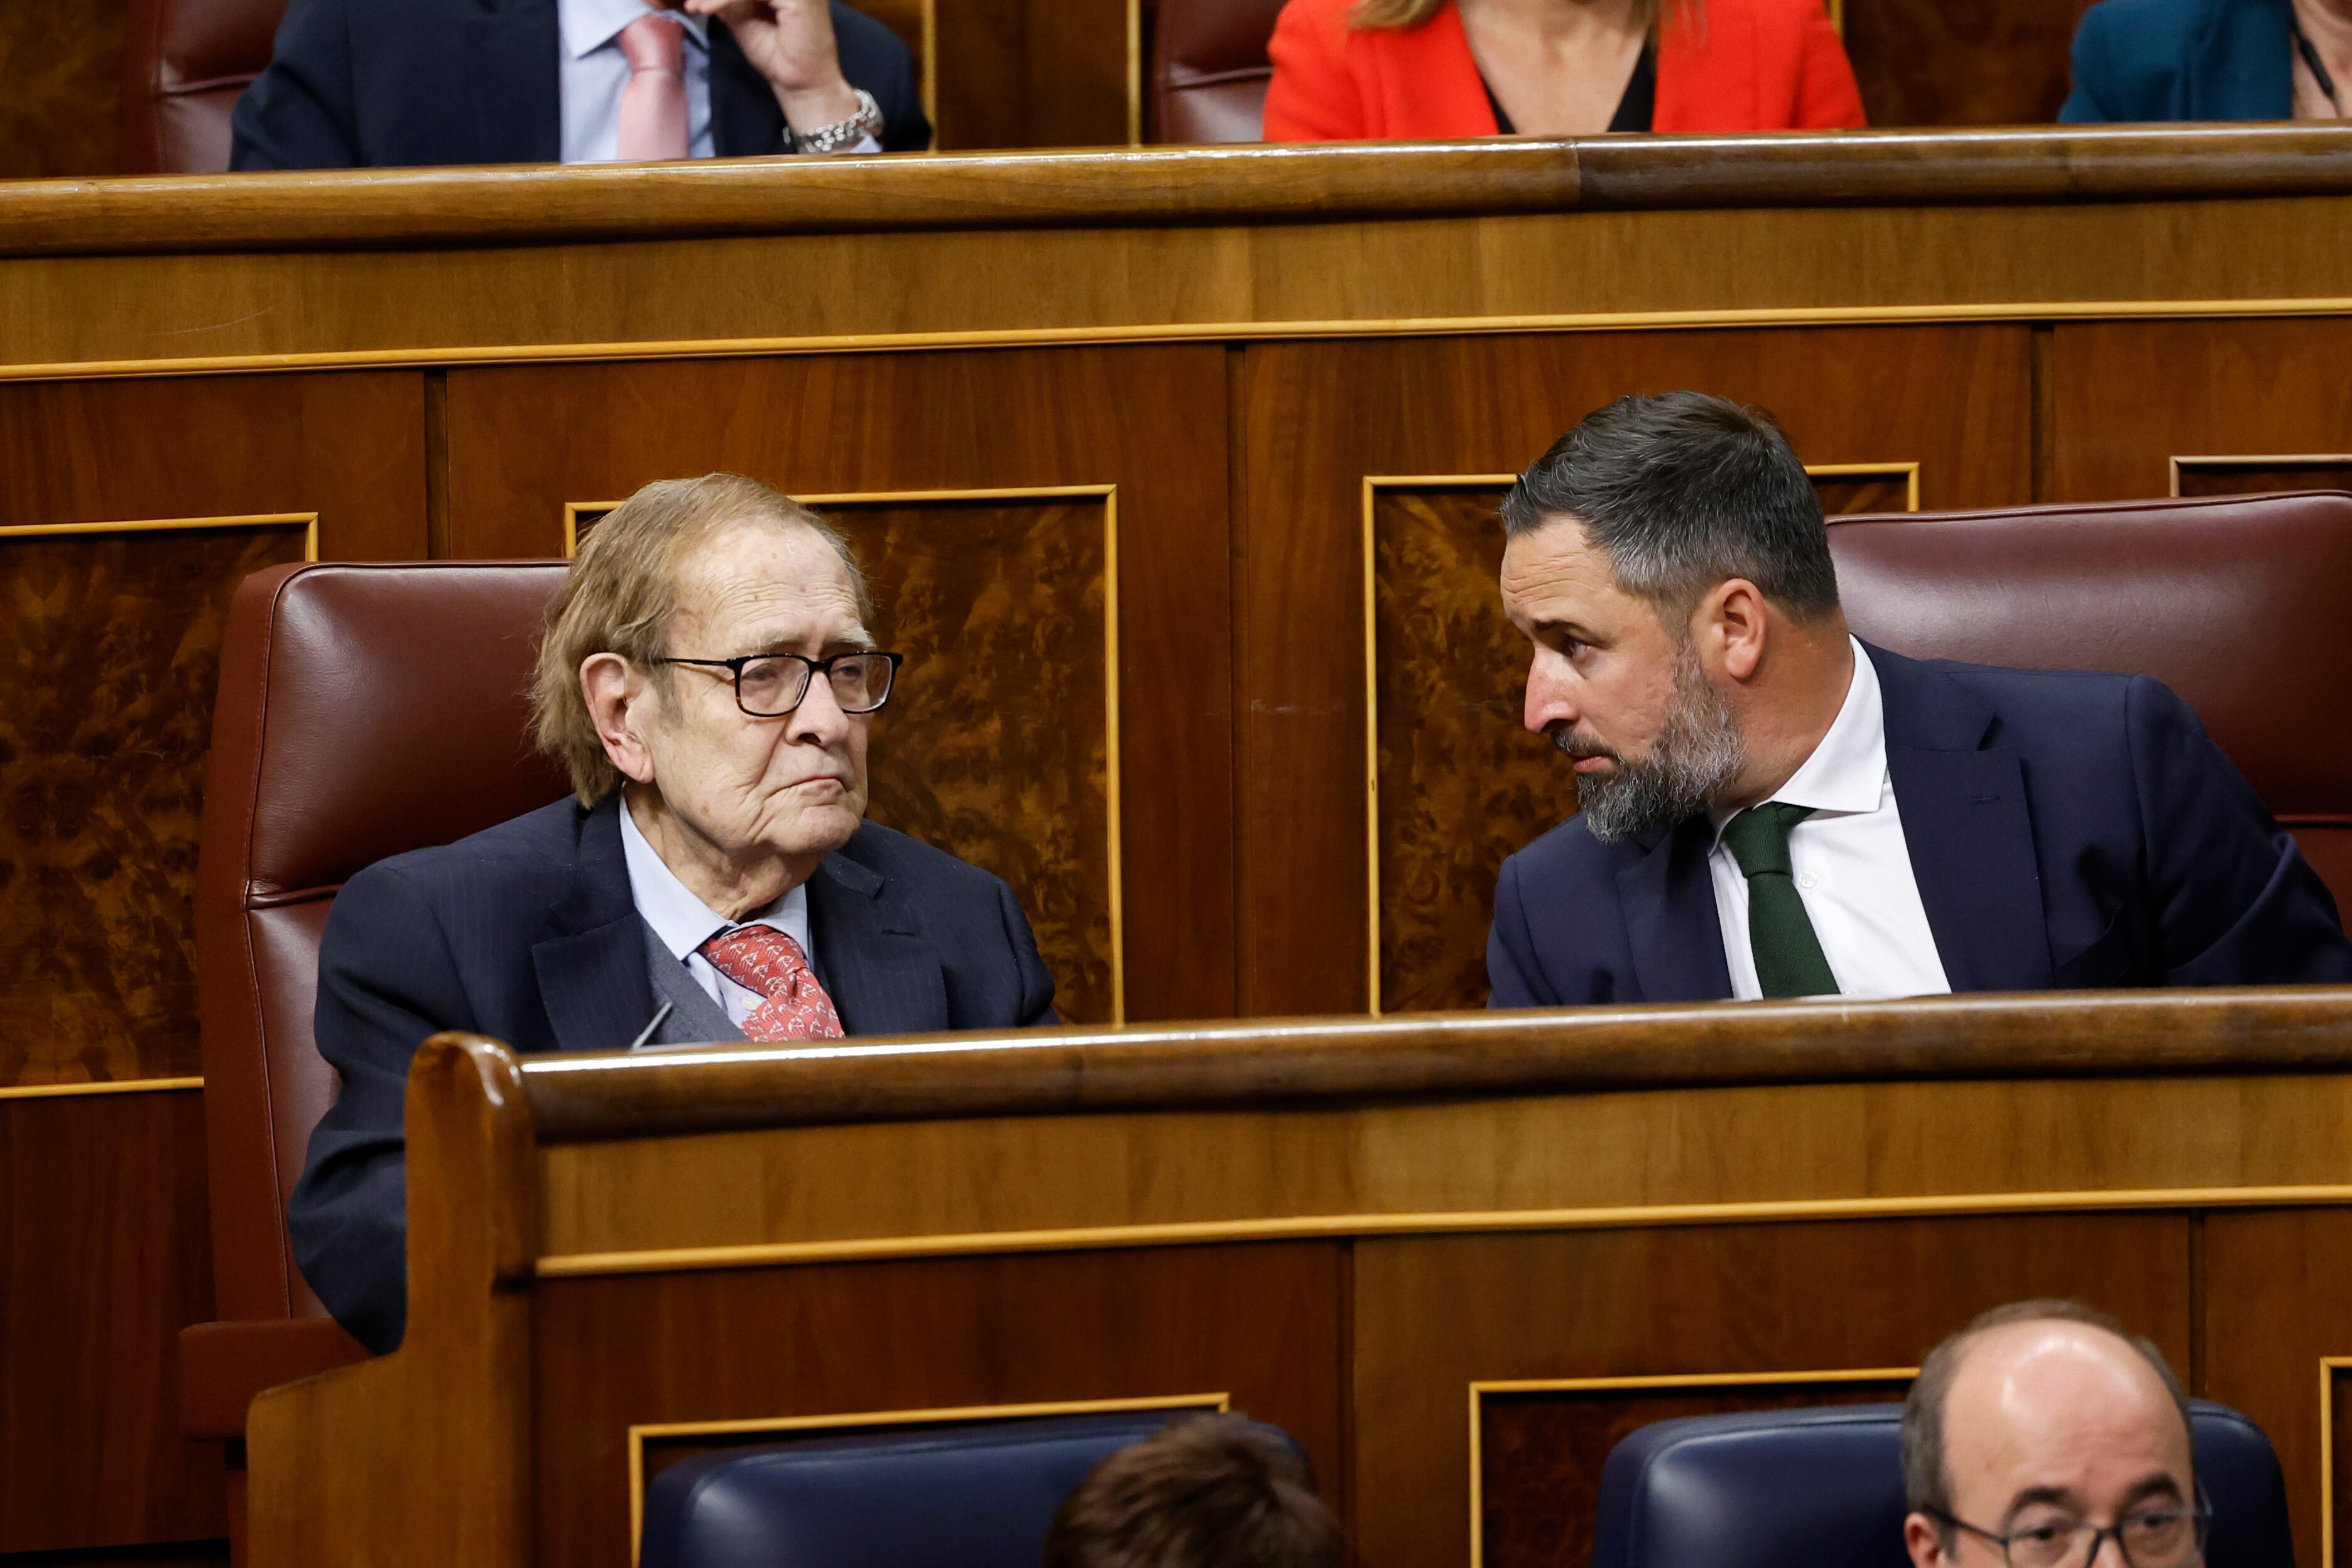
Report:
1842,0,2079,129
0,0,126,180
0,1091,223,1552
2175,460,2352,498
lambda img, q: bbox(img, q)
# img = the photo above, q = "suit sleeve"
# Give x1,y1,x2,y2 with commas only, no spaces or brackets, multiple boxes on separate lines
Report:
1486,852,1558,1008
991,877,1060,1026
1792,0,1868,128
1261,0,1366,142
289,864,475,1355
2059,4,2122,123
831,2,933,151
2127,675,2352,986
229,0,365,170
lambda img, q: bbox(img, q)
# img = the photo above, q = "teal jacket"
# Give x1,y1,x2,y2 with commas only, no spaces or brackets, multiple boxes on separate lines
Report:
2062,0,2295,121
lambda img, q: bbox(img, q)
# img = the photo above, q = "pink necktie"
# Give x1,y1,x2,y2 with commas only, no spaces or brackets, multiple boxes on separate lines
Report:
699,925,846,1042
614,13,689,162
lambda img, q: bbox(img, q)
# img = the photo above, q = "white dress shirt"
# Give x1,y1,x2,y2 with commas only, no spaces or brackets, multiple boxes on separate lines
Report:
1706,638,1953,1001
619,799,815,1032
557,0,884,163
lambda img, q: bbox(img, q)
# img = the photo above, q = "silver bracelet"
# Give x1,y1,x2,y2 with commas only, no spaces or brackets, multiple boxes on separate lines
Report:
792,87,884,155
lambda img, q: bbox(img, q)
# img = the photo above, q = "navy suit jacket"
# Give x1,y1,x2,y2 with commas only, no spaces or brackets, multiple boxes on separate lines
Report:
230,0,930,170
293,795,1055,1351
1488,644,2352,1007
2061,0,2292,122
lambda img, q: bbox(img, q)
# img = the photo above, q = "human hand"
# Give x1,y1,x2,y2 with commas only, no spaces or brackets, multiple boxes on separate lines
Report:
682,0,861,130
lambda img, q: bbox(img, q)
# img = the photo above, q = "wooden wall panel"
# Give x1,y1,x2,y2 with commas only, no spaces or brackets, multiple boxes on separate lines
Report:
934,0,1131,149
444,347,1233,1023
1351,1216,2193,1568
2175,459,2352,499
0,0,126,179
0,1091,224,1553
2051,320,2352,504
530,1242,1345,1568
1842,0,2078,129
1238,326,2032,1017
2201,1210,2352,1568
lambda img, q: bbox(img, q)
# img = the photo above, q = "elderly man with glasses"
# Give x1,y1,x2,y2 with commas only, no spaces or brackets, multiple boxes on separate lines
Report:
291,472,1056,1354
1902,1301,2209,1568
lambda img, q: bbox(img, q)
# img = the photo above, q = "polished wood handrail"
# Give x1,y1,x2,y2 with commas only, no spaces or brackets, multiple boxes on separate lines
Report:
514,986,2352,1143
6,126,2352,259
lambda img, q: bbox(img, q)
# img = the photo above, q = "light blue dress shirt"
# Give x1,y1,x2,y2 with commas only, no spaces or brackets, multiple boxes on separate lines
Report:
559,0,717,163
618,796,816,1031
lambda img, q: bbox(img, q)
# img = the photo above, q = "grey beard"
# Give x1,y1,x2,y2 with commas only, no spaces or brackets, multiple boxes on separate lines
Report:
1565,645,1747,844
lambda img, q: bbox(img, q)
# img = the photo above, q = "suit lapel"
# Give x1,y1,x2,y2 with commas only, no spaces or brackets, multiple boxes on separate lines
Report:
1616,815,1734,1002
462,0,562,164
531,797,663,1052
709,21,789,156
807,850,950,1035
1870,645,2054,994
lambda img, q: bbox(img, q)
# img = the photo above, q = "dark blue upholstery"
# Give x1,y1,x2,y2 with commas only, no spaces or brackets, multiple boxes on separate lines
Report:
1591,1400,2294,1568
641,1409,1260,1568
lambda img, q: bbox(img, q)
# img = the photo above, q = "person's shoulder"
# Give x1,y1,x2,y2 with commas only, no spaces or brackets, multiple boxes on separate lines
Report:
346,797,585,904
2073,0,2210,43
836,820,1011,898
1500,812,1643,891
1272,0,1366,48
1889,651,2148,747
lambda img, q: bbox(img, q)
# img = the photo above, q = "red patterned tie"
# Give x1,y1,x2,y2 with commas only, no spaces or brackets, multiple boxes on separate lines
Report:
698,925,845,1042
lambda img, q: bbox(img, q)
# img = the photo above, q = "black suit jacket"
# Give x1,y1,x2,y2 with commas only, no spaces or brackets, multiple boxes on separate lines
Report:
230,0,930,170
293,795,1054,1351
1488,643,2352,1006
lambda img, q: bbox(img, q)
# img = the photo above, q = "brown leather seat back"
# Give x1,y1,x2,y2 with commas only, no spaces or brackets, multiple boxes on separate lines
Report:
195,562,570,1319
1150,0,1289,143
1830,491,2352,906
120,0,290,174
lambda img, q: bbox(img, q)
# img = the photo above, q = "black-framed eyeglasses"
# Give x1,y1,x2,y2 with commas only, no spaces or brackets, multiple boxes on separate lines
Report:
1927,1491,2211,1568
654,651,903,717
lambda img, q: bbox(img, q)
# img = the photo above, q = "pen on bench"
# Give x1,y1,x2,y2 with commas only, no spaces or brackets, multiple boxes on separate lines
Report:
625,1000,675,1052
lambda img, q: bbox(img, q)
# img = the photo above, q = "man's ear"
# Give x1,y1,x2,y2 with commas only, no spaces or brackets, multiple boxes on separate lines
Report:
581,654,658,787
1696,578,1771,682
1902,1511,1949,1568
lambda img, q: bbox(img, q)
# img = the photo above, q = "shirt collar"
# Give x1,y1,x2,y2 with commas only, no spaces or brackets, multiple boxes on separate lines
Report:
1711,636,1886,832
618,795,798,964
559,0,707,61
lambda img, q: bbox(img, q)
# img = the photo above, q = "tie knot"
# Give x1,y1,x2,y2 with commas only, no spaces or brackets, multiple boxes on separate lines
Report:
618,13,684,75
699,924,814,1002
1720,802,1814,879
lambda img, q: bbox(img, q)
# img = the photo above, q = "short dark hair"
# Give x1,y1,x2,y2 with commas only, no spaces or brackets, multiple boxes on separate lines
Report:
1903,1300,2194,1542
1500,392,1840,624
1042,1415,1341,1568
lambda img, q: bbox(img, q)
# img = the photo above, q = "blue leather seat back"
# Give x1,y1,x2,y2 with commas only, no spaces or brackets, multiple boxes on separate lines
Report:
640,1409,1234,1568
1591,1400,2293,1568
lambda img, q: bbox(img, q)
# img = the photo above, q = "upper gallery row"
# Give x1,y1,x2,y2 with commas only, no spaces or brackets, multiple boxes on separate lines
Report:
224,0,2348,172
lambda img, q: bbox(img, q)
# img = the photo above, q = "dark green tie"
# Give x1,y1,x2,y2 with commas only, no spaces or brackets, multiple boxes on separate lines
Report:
1719,802,1840,999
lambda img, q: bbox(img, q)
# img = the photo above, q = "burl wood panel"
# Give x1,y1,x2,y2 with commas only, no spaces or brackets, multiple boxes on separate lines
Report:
2050,320,2352,504
0,1091,224,1552
2175,460,2352,499
1351,1216,2192,1568
2335,1364,2352,1568
2200,1210,2352,1568
530,1243,1344,1568
1246,327,2030,1015
1812,469,1916,515
934,0,1130,148
1478,1377,1908,1568
0,0,126,178
0,521,308,1084
1843,0,2077,128
445,347,1233,1023
834,496,1116,1022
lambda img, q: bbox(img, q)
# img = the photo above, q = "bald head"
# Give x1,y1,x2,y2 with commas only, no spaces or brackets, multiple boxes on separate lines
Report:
1903,1304,2195,1568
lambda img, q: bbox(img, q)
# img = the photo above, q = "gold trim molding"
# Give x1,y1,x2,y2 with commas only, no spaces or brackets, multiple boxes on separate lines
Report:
17,297,2352,385
627,1391,1227,1565
2169,453,2352,496
1809,460,1922,512
0,1075,204,1102
1466,1367,1915,1565
567,484,1126,1024
533,1182,2352,1280
0,511,318,558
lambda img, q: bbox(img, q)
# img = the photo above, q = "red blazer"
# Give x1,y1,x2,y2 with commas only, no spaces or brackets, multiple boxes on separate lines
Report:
1263,0,1866,139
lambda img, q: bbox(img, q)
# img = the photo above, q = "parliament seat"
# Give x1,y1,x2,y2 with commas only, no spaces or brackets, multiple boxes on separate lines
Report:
1831,490,2352,912
121,0,288,173
1149,0,1284,142
640,1410,1279,1567
1591,1402,2294,1568
181,562,569,1542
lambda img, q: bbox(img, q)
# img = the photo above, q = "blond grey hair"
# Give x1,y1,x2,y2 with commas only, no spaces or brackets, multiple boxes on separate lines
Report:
530,473,870,806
